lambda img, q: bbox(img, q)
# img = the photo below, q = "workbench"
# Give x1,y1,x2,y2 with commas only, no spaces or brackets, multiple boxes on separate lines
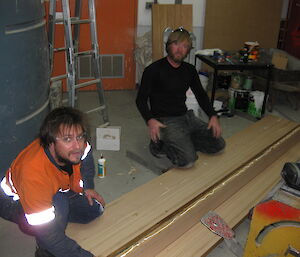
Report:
194,54,273,117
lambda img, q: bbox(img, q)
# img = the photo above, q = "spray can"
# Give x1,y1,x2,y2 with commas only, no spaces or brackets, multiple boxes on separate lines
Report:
98,154,106,178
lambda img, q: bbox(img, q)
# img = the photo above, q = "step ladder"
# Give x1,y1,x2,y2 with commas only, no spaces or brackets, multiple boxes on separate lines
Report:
48,0,109,126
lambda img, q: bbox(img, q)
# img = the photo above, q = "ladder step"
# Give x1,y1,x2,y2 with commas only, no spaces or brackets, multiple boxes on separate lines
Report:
53,49,94,55
97,122,110,128
54,47,67,52
75,79,101,89
55,18,91,25
70,18,92,25
62,95,78,104
74,50,94,57
85,105,107,114
51,74,68,82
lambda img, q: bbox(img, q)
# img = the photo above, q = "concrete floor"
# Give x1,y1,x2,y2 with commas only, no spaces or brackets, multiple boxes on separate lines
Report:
1,89,299,257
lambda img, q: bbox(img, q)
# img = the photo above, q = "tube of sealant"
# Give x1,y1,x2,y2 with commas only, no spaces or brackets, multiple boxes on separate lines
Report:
97,154,106,178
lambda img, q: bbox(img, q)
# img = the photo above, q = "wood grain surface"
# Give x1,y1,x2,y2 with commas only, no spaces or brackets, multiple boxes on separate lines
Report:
66,115,299,257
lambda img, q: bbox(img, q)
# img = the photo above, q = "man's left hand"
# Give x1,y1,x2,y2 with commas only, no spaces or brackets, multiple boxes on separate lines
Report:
207,116,222,138
84,189,106,207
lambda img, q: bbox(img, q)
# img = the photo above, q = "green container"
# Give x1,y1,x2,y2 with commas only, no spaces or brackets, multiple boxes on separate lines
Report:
247,91,264,118
243,76,253,90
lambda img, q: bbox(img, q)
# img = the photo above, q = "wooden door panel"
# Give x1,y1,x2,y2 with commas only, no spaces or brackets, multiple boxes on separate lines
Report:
152,4,192,61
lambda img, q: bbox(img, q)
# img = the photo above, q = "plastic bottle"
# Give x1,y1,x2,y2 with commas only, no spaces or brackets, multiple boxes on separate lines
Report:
98,154,106,178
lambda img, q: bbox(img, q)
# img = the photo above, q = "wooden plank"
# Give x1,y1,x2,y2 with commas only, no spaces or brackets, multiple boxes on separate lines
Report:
156,141,300,257
152,4,192,61
115,118,300,257
66,116,299,257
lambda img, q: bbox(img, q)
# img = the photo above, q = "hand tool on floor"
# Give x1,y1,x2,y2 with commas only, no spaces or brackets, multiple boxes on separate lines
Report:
262,161,300,202
201,210,244,257
243,161,300,257
243,200,300,257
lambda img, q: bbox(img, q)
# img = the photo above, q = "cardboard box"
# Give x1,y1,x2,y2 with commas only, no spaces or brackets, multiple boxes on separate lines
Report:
96,126,121,151
272,52,288,70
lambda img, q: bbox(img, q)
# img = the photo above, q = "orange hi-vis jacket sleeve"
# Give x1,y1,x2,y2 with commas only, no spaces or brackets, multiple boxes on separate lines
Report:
3,139,84,225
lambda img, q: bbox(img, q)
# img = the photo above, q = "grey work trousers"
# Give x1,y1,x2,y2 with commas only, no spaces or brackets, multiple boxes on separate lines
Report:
158,110,226,167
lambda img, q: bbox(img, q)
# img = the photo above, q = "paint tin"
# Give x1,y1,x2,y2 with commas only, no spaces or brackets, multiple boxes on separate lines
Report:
243,76,253,90
98,155,106,178
247,91,264,118
228,88,250,111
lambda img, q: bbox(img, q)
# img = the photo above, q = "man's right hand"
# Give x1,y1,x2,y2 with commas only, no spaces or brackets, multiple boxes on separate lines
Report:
147,118,166,142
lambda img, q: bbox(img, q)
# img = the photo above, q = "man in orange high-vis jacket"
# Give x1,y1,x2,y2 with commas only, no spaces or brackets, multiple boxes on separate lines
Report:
0,107,105,257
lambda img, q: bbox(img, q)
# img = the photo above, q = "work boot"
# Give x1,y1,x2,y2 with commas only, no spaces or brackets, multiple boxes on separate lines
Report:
35,246,56,257
149,140,166,158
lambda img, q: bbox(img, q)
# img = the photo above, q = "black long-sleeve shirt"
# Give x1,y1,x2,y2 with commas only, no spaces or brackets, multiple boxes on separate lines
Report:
136,57,216,122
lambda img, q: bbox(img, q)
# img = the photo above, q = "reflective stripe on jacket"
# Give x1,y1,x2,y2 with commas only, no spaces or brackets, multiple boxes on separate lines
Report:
1,139,91,225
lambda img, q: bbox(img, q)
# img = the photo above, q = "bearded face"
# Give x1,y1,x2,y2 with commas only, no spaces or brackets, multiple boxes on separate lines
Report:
168,40,190,64
50,124,86,166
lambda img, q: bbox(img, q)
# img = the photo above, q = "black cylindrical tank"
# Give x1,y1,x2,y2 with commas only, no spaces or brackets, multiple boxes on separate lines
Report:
0,0,50,176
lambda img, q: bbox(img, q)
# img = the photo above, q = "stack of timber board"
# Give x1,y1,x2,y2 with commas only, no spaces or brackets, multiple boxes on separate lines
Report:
66,115,300,257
